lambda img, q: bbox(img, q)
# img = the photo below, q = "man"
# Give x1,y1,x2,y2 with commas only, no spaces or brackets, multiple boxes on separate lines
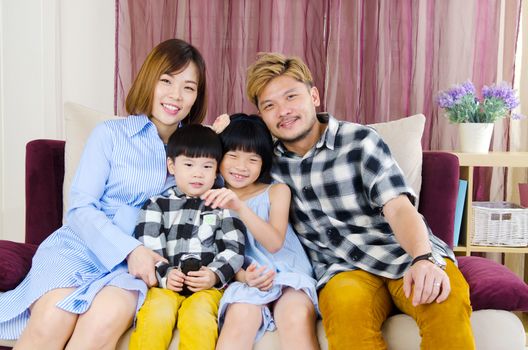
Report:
245,53,474,349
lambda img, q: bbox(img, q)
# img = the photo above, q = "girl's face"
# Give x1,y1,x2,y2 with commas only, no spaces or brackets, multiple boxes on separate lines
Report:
151,62,199,140
220,150,263,190
168,155,217,197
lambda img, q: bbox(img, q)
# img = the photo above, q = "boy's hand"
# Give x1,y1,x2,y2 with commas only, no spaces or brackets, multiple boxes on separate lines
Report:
127,245,167,287
246,263,275,291
166,268,186,292
211,113,230,133
184,266,219,292
201,188,245,212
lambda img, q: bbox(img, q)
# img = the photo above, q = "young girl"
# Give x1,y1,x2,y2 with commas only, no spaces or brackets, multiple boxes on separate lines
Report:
202,114,320,350
0,39,207,349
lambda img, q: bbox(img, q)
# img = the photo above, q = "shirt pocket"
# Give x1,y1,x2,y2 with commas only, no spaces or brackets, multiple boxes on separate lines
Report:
197,213,218,247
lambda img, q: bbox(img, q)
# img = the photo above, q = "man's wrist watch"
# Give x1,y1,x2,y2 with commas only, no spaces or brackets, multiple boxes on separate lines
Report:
411,252,447,270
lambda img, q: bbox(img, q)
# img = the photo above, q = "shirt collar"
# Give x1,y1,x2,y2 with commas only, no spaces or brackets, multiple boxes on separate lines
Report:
166,185,187,199
126,114,155,137
275,112,339,156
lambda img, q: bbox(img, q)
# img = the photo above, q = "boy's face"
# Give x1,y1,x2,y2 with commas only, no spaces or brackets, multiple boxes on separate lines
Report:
168,155,217,197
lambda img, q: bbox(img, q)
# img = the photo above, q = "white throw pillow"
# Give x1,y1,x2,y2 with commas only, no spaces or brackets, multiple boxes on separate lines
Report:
368,114,426,205
63,102,120,218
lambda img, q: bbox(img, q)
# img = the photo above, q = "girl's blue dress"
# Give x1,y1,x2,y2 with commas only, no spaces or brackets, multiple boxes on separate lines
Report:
218,186,318,341
0,116,173,340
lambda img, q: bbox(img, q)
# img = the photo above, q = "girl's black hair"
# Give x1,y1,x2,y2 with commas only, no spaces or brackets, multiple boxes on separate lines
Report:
166,124,223,165
220,113,274,184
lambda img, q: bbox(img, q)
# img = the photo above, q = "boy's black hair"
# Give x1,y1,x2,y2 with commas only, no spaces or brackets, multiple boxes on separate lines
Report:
220,113,273,184
166,124,223,164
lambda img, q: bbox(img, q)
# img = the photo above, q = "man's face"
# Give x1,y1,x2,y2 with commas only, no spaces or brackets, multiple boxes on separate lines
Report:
257,75,320,145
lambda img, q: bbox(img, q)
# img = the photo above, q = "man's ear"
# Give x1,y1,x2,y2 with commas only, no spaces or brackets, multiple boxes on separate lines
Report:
167,157,176,175
310,86,321,107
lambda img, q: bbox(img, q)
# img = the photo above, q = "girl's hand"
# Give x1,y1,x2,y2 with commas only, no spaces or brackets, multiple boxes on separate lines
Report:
211,113,230,134
126,245,168,287
166,268,186,292
185,267,219,292
246,263,275,291
201,188,245,212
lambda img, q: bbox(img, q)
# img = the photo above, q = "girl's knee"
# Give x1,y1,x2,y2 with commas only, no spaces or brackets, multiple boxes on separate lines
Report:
224,303,262,325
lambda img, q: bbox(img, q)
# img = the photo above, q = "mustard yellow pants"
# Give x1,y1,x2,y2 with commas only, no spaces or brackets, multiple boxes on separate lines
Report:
129,287,222,350
319,259,475,350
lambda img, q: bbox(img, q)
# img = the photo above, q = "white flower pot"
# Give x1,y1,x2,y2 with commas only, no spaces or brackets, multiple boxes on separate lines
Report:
458,123,494,153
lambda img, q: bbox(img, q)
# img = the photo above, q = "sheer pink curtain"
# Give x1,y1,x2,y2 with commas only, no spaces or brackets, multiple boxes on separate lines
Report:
115,0,521,156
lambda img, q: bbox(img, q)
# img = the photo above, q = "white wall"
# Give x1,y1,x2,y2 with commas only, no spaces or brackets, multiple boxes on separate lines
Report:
0,0,114,242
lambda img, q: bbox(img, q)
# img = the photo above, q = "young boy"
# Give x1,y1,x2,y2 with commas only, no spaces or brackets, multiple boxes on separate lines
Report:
129,124,246,350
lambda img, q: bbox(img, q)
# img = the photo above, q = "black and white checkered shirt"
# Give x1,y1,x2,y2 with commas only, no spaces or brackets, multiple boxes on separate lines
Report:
272,114,454,289
134,186,245,287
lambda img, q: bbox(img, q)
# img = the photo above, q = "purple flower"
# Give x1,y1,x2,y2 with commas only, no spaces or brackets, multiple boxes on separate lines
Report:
437,80,519,123
482,83,519,110
436,80,475,108
436,92,455,108
461,80,476,95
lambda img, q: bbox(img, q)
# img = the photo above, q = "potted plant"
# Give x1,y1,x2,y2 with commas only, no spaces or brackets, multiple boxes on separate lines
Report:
436,81,520,153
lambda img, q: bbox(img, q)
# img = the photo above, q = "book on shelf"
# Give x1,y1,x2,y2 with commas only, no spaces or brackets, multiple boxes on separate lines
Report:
453,179,468,246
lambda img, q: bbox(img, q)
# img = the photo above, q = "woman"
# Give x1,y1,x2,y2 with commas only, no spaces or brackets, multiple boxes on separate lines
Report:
0,38,207,349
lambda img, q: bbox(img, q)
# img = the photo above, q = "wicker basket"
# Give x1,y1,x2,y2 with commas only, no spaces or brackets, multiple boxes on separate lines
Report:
471,202,528,246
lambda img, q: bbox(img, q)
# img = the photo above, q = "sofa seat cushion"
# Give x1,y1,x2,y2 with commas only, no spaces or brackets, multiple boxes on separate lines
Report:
458,255,528,311
0,240,38,292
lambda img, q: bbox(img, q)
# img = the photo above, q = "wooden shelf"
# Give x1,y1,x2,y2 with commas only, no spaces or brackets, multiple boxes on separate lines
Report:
449,152,528,279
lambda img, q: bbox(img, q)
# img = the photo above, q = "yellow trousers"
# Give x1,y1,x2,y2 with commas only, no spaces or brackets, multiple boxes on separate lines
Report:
319,259,475,350
129,287,222,350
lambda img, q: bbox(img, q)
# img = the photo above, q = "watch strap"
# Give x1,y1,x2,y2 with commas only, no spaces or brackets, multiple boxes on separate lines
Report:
411,252,432,266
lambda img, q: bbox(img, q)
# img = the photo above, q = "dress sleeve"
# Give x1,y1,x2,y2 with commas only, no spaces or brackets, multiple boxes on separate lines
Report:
66,123,141,271
207,209,246,287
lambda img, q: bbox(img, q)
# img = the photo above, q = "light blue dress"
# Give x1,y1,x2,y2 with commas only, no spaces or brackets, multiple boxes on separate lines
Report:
0,115,173,340
218,187,318,341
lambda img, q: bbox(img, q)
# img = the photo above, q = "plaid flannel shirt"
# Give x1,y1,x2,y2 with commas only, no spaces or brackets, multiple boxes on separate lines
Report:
272,113,455,289
134,186,245,287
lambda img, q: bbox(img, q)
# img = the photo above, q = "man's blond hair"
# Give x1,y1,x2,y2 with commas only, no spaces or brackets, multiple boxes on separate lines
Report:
246,53,314,108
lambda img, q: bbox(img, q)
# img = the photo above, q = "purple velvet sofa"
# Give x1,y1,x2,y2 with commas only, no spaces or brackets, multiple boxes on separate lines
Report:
0,140,527,350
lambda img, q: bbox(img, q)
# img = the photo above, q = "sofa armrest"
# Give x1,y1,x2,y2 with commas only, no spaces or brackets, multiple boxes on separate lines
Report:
25,139,65,245
418,151,459,248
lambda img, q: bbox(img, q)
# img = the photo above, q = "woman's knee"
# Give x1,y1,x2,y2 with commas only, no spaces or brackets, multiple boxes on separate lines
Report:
71,287,138,348
24,288,78,343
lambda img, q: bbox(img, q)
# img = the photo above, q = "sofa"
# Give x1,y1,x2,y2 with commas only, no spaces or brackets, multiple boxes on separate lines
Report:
1,137,527,349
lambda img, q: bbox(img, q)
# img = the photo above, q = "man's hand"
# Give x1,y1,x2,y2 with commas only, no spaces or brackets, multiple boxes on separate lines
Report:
245,263,275,291
403,260,450,306
126,245,167,287
166,268,185,292
184,267,219,292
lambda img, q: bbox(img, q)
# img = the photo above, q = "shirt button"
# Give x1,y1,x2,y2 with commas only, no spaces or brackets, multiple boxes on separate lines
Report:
303,186,311,192
352,256,359,261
